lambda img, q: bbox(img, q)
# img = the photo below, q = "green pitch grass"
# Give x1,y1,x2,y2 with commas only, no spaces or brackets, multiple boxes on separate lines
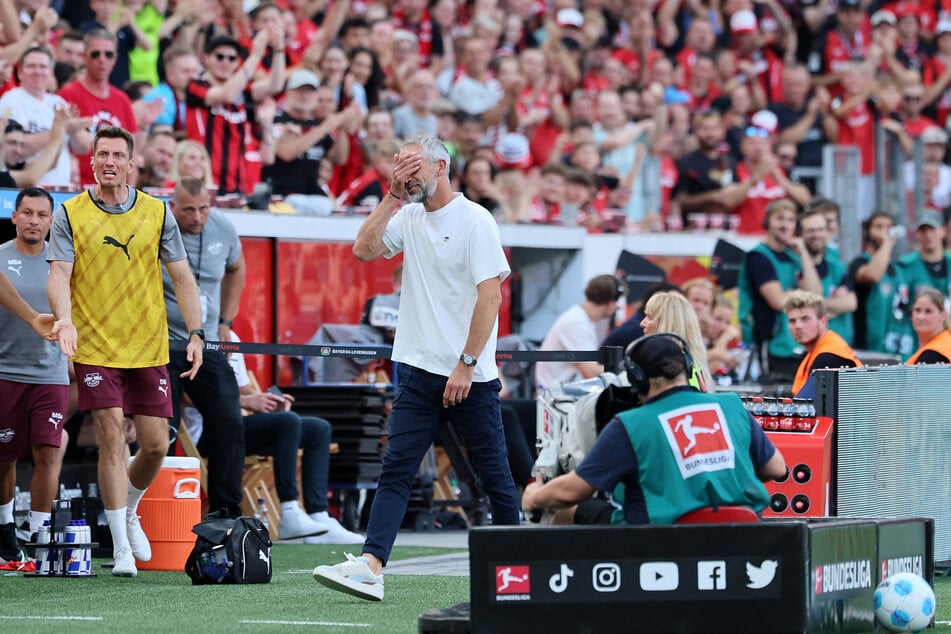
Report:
0,544,467,634
3,546,951,633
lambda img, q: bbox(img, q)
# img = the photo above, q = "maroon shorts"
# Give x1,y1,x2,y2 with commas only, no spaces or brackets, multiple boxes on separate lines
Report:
74,363,173,418
0,379,68,461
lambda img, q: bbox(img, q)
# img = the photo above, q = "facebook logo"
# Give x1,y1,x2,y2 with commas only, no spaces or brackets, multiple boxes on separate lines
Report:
697,561,727,590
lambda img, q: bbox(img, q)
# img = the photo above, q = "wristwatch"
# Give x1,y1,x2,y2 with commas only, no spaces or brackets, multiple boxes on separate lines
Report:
219,318,234,328
188,328,205,341
460,353,477,367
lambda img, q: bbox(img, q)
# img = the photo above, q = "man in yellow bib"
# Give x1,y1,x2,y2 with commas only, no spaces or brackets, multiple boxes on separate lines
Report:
47,126,204,578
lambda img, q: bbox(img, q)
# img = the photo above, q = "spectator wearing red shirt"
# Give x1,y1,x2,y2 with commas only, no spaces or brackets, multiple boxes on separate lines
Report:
893,1,932,74
528,163,567,224
185,29,285,194
517,47,570,167
612,10,661,88
923,19,951,127
733,125,812,234
730,10,785,106
814,0,869,91
684,54,723,114
58,29,139,188
675,16,718,88
826,63,880,219
392,0,445,70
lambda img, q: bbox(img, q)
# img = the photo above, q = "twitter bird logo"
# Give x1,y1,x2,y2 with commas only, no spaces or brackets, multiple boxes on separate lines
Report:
746,560,778,589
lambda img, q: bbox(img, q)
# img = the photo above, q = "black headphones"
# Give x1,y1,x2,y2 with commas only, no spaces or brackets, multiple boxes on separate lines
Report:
624,333,694,395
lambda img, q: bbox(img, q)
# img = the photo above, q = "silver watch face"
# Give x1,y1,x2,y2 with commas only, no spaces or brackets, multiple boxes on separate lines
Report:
462,354,476,366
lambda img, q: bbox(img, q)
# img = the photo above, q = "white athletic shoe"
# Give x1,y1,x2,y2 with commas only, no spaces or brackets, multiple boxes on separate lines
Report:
126,514,152,562
111,546,138,577
304,515,364,545
313,553,384,601
278,506,328,540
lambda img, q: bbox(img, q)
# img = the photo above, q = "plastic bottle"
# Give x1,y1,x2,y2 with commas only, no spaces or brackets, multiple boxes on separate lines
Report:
749,397,765,428
779,398,796,432
36,520,51,576
254,497,269,529
763,397,780,431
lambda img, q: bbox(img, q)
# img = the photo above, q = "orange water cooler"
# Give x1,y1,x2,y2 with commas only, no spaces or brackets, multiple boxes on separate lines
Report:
136,456,201,571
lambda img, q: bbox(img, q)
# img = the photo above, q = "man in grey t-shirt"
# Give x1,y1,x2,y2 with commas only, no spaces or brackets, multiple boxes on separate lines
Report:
162,177,247,517
0,187,69,564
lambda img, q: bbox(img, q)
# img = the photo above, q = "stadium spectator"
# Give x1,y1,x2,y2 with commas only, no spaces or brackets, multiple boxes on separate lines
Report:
186,29,285,194
163,177,246,519
903,127,951,210
1,114,69,189
78,0,153,90
535,274,626,393
142,46,200,135
522,333,786,525
798,207,856,344
392,69,438,140
168,139,214,188
848,212,913,357
391,0,444,70
784,290,861,400
922,19,951,127
893,2,930,75
517,47,570,167
881,81,939,158
54,30,86,69
348,46,386,110
768,64,833,193
459,155,502,218
58,29,141,188
682,277,716,341
261,72,356,197
0,187,70,564
0,47,91,188
814,0,868,90
527,163,568,224
827,63,879,219
906,287,951,364
47,125,204,578
364,108,396,144
675,110,743,222
135,130,177,189
707,293,743,375
338,138,401,208
738,199,822,382
733,123,812,233
449,35,517,132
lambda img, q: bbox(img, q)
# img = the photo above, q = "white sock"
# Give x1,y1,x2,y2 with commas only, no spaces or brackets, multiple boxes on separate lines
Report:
28,511,51,534
126,484,147,516
0,499,13,524
105,507,129,552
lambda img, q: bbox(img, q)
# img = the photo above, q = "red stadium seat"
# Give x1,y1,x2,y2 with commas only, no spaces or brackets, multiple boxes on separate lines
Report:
676,505,760,524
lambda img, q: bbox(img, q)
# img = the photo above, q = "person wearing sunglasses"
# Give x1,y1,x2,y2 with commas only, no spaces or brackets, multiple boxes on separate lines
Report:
77,0,145,90
732,124,811,234
58,29,141,188
185,27,286,195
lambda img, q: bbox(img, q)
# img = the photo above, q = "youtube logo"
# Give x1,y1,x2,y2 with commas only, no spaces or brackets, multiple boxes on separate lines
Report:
639,562,679,591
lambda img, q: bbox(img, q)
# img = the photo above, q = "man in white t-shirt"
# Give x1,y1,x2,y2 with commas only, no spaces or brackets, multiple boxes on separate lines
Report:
534,274,626,393
0,47,91,187
313,135,519,602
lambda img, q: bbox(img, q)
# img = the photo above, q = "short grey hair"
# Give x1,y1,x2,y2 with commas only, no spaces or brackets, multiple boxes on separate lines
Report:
403,135,451,177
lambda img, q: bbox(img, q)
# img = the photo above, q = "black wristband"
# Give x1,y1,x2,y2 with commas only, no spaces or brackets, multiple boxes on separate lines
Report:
188,328,205,340
219,318,234,328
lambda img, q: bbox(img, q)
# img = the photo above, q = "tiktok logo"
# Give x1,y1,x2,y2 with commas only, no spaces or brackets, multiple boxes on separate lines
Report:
549,563,574,593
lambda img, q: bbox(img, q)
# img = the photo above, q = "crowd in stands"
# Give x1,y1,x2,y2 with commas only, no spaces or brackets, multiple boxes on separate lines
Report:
0,0,948,233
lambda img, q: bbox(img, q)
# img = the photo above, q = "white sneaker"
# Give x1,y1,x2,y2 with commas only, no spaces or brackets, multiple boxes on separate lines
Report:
278,506,328,540
304,514,364,545
313,553,384,601
111,547,138,577
126,513,151,562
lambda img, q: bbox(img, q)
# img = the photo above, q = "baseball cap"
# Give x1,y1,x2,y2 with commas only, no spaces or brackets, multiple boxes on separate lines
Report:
750,110,778,134
916,210,944,230
287,69,320,90
556,8,584,29
495,133,531,170
937,18,951,35
922,126,948,145
730,10,758,34
626,334,689,380
893,1,919,19
205,34,242,55
871,10,896,27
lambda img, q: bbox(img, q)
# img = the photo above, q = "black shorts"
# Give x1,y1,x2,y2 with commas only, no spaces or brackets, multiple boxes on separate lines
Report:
574,498,616,525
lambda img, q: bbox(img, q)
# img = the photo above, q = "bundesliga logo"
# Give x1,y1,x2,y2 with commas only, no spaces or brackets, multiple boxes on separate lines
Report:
495,565,531,601
84,372,104,388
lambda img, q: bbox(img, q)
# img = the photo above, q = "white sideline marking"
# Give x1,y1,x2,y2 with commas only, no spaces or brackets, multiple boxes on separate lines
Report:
241,619,371,628
0,616,104,621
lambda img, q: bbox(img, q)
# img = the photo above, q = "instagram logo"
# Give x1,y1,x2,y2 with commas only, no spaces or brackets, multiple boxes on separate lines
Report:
592,563,621,592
